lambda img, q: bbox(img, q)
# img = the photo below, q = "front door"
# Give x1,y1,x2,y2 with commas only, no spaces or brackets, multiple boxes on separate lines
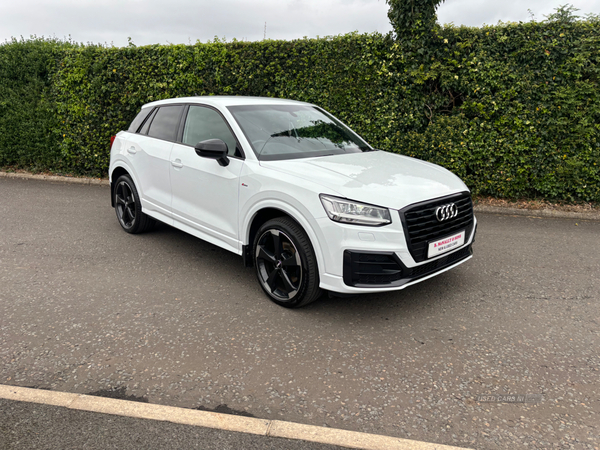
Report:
169,105,244,254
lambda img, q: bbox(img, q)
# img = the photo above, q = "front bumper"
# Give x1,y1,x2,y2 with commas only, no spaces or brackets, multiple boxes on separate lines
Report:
315,207,477,294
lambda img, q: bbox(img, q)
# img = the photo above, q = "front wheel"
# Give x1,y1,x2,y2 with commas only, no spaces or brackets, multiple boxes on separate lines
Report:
253,217,322,308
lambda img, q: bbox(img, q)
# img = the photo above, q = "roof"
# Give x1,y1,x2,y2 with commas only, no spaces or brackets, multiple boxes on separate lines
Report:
143,96,311,109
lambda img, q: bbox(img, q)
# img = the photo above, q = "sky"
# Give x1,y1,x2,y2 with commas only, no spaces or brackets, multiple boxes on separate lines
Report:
1,0,599,47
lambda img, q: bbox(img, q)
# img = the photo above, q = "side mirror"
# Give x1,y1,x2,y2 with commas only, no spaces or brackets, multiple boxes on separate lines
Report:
195,139,230,167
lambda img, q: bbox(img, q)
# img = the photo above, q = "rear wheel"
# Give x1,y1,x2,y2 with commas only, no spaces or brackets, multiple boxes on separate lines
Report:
253,217,322,308
114,174,155,234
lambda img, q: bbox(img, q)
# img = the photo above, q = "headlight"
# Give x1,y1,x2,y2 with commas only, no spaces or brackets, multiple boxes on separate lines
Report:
319,194,392,226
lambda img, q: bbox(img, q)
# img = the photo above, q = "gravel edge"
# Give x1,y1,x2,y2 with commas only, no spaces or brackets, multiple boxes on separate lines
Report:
472,204,600,221
0,171,108,186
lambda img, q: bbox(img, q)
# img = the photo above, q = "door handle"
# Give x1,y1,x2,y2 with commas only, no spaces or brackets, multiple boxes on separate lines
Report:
171,159,183,169
127,146,137,154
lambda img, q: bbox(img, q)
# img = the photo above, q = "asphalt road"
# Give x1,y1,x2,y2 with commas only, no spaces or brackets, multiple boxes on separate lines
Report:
0,397,346,450
1,177,598,450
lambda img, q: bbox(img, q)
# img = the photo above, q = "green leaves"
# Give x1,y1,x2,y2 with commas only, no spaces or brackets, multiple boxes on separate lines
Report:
386,0,446,43
1,14,599,203
387,14,600,203
0,37,65,171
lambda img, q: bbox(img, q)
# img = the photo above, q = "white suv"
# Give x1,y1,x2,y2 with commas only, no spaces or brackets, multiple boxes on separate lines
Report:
109,96,477,307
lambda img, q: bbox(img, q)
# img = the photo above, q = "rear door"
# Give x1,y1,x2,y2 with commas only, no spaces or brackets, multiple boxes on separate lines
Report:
126,105,184,224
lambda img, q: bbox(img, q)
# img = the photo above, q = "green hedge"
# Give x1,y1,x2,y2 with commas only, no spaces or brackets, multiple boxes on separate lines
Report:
0,38,63,170
48,35,402,176
1,13,599,203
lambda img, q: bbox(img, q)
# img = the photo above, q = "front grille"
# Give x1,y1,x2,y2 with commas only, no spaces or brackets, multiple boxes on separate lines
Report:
400,192,474,263
343,251,403,286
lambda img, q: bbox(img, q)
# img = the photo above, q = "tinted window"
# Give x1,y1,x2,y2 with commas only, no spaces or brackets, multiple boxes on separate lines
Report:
228,105,371,161
128,107,153,133
139,108,157,135
183,106,240,156
147,106,184,141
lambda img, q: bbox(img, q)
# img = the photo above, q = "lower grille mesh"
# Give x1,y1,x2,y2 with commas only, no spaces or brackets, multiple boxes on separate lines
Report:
343,252,403,286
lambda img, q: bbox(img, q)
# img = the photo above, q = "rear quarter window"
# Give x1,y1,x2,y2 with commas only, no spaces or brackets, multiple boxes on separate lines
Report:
139,108,157,135
128,108,153,133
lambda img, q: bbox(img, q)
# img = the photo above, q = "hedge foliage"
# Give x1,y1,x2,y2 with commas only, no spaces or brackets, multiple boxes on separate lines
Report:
386,0,446,42
1,9,599,203
0,38,64,170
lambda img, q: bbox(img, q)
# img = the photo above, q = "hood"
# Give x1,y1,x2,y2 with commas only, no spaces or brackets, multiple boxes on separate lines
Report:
260,151,469,210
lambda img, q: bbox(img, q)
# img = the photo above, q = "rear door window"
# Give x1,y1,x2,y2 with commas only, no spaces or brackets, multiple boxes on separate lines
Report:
147,105,185,142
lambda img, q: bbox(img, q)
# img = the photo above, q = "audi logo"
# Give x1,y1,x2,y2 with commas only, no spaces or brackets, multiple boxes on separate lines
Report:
435,203,458,222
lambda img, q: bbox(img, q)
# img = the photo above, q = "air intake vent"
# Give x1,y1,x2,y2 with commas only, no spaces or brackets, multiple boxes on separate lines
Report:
343,251,403,286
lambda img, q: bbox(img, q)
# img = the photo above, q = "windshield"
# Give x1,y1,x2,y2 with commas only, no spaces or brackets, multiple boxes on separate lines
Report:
227,105,372,161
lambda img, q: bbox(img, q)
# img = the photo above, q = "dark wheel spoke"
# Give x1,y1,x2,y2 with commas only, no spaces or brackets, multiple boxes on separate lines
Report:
266,268,279,291
257,245,276,264
122,184,131,199
115,194,125,206
280,270,297,294
281,252,300,268
125,205,135,223
271,230,282,259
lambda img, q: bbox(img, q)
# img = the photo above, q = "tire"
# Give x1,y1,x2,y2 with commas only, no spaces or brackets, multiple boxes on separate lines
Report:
114,174,155,234
253,217,322,308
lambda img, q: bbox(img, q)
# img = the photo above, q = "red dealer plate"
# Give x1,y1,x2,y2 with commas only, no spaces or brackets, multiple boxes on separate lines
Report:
427,230,465,259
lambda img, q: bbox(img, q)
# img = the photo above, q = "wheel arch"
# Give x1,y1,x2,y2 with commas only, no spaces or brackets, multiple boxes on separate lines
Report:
110,166,132,207
241,203,324,273
110,160,142,209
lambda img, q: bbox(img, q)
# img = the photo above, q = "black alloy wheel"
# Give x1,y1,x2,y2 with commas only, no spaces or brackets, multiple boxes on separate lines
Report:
253,217,322,308
114,174,155,234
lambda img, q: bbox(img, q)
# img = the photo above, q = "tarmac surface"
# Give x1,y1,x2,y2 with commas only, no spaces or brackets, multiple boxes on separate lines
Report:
1,175,599,449
0,397,343,450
